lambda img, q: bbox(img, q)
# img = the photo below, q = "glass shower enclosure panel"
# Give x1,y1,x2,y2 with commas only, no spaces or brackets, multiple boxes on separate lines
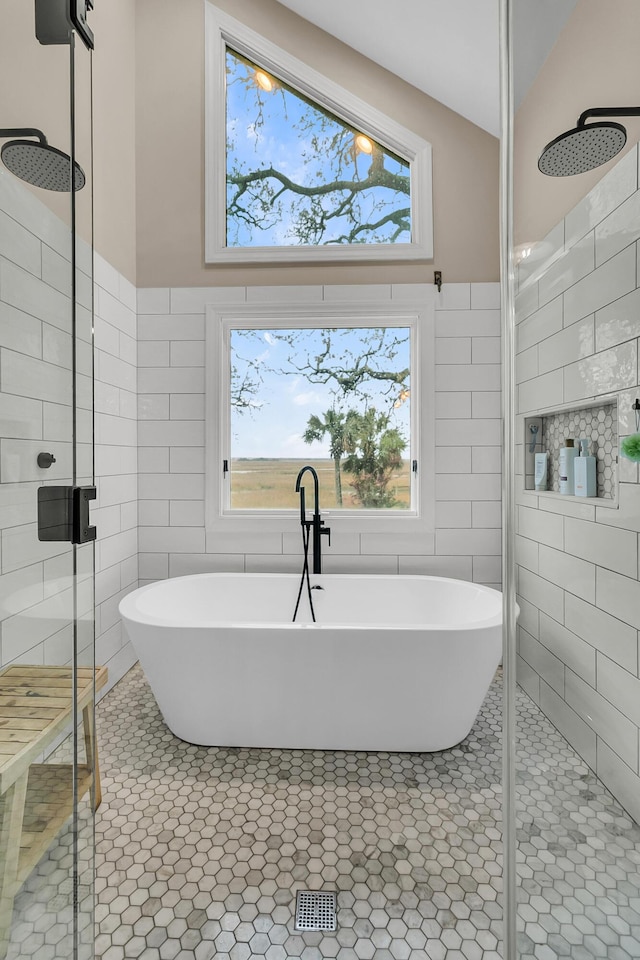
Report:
0,3,96,959
507,1,640,957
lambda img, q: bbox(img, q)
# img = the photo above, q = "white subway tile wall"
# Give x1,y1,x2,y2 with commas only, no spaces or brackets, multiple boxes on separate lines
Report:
516,143,640,823
93,253,139,694
0,170,138,696
137,283,502,587
0,164,501,710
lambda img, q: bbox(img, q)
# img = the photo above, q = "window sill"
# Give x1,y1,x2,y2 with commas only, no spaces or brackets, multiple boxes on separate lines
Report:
205,242,433,266
206,511,435,538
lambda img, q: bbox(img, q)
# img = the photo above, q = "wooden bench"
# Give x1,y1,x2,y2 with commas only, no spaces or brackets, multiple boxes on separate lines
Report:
0,664,107,957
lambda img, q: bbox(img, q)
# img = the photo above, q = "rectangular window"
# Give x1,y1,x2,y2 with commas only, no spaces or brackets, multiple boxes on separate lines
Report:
229,325,412,511
206,299,435,541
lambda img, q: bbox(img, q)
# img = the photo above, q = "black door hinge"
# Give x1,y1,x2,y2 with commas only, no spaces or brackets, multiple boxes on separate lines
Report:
35,0,95,50
38,485,97,544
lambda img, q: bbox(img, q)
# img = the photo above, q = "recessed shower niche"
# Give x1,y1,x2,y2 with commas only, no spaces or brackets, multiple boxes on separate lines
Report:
524,396,618,504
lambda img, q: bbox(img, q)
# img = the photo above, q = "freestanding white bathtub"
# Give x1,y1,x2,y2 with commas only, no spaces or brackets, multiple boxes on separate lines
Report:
119,573,503,753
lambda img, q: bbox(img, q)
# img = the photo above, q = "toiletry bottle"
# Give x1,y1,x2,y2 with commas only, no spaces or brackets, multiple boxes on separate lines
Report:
559,438,577,494
574,438,597,497
534,451,548,491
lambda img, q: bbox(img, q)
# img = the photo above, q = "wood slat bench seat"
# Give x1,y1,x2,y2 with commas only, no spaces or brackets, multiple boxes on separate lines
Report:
0,664,107,958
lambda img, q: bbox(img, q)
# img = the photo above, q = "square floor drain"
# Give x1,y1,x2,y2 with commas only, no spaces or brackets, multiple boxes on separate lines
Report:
294,890,337,931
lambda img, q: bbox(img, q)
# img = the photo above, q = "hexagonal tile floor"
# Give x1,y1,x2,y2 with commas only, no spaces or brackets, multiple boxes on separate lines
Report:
93,663,504,960
5,664,640,959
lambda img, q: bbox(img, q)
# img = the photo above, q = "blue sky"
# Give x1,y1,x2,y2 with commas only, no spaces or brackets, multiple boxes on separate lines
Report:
225,48,410,247
230,327,411,458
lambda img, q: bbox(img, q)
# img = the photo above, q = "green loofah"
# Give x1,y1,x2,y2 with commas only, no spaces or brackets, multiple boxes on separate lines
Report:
621,433,640,461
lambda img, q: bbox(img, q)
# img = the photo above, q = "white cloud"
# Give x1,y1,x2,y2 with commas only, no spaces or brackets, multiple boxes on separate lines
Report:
292,390,324,407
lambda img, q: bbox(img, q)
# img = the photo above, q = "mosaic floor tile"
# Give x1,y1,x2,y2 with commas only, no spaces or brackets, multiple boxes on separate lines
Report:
92,665,640,959
91,665,505,960
5,664,640,959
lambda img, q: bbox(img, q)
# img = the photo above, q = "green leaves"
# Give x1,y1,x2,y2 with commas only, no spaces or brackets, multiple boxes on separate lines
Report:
303,406,407,509
342,408,407,509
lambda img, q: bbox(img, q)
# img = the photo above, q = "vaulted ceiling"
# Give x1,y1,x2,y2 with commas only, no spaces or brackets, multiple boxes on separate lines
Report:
274,0,579,138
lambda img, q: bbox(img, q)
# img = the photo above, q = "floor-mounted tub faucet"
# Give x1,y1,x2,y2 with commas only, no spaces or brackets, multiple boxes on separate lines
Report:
295,465,330,574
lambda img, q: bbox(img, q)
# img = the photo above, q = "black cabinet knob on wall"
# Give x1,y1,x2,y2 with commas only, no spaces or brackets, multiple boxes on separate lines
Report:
37,452,56,468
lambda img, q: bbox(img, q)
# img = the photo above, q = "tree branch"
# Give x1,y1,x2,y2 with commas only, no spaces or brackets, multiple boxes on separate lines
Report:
227,164,410,202
328,207,411,244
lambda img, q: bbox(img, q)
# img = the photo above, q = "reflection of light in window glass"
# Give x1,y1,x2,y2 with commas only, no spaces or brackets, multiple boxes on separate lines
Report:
225,48,412,248
229,327,411,510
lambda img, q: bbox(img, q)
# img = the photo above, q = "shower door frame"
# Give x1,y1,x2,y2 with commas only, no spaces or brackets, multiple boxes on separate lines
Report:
0,11,97,959
499,2,518,958
68,29,98,960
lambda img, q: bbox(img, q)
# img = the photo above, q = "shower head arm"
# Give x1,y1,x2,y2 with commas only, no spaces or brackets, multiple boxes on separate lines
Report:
0,128,47,145
576,107,640,128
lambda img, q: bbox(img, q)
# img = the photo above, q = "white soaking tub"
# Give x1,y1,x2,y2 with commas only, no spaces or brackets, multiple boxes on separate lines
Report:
119,573,503,753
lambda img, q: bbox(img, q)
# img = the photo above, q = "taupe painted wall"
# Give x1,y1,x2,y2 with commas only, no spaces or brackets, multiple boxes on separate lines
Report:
135,0,499,288
0,1,77,227
0,0,137,284
93,0,137,283
515,0,640,248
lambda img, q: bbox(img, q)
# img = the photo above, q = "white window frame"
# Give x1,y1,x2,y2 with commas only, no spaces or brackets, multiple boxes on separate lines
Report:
204,2,434,264
205,297,435,546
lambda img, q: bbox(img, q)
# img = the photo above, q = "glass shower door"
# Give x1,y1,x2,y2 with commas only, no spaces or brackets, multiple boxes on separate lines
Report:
503,1,640,957
0,3,96,958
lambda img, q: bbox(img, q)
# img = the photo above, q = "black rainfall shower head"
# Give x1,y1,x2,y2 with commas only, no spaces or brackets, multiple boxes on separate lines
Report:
0,128,85,192
538,107,640,178
538,122,627,177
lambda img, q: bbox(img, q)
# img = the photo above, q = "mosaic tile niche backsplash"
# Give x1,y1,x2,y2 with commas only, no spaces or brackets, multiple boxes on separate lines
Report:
543,403,617,498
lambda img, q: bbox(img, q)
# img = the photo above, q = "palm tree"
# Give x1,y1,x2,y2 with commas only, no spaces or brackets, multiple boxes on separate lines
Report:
303,409,347,505
342,408,406,508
